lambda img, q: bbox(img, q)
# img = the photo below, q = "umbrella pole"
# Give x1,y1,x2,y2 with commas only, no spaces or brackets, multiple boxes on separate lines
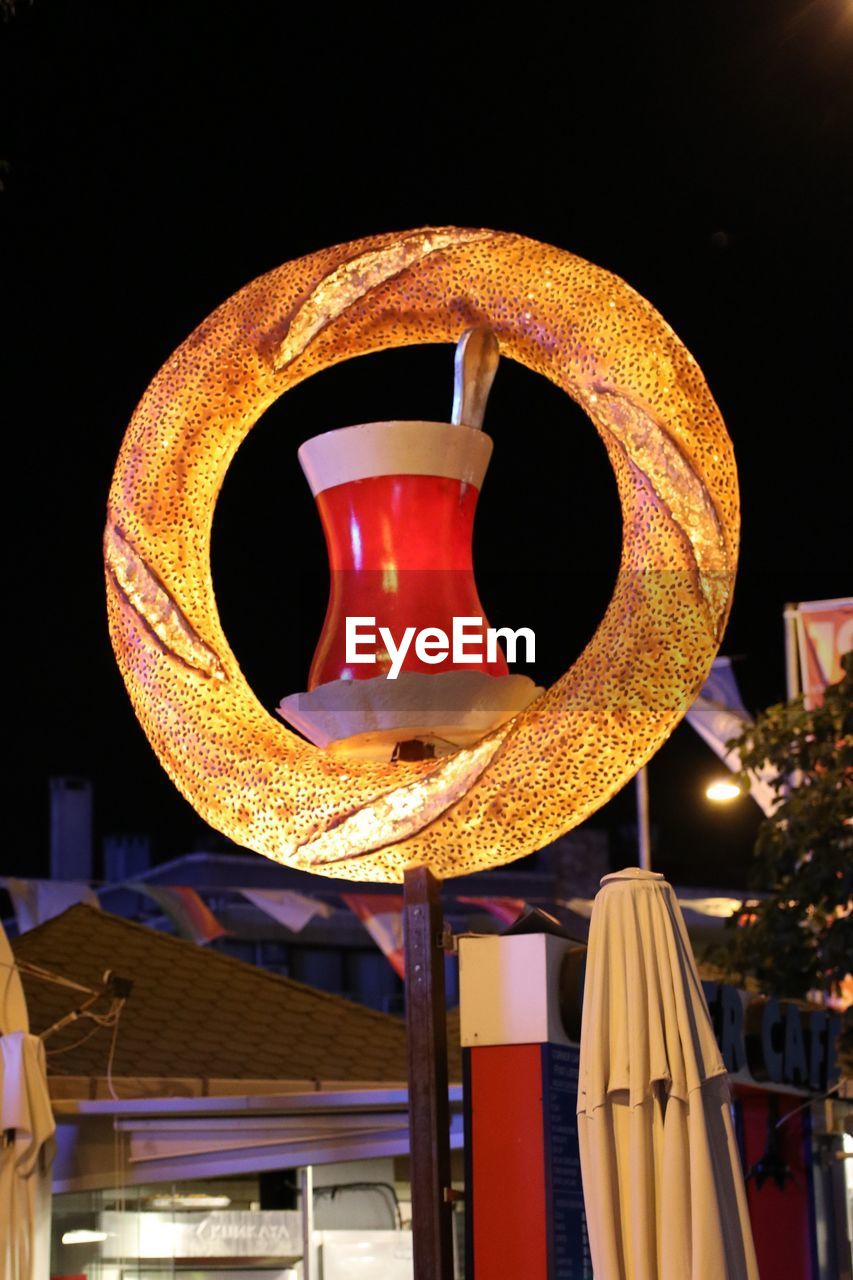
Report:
403,864,454,1279
635,766,652,870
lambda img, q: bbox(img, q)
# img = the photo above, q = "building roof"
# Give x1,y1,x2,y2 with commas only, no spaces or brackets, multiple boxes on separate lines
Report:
14,905,462,1087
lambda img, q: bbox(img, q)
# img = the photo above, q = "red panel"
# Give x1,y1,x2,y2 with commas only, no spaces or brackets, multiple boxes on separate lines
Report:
470,1044,548,1280
739,1088,814,1280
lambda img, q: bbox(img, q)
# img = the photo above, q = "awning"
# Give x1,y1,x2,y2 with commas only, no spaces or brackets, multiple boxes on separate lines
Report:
52,1085,465,1191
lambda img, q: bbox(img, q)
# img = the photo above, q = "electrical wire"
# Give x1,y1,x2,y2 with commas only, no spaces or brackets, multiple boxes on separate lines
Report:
45,1021,109,1057
775,1080,843,1128
105,1000,125,1101
39,981,124,1051
44,1000,124,1053
43,997,126,1104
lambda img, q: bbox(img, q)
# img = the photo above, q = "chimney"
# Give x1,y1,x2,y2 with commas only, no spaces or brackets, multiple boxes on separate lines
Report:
49,776,93,882
103,834,151,882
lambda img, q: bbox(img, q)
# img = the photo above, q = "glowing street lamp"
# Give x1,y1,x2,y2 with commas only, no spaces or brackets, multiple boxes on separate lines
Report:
706,777,742,803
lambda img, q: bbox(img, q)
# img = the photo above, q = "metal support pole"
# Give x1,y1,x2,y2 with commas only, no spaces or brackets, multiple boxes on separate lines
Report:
300,1165,314,1280
403,865,454,1280
636,765,652,871
784,602,801,702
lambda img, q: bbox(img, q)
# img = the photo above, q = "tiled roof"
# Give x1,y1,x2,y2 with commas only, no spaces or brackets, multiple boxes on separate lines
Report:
13,905,462,1085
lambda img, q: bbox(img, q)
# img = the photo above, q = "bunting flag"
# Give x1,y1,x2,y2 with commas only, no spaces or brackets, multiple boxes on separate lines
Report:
560,897,594,919
795,598,853,708
457,896,526,927
341,893,406,979
239,887,333,933
3,878,100,934
684,657,778,816
128,883,227,945
560,894,747,922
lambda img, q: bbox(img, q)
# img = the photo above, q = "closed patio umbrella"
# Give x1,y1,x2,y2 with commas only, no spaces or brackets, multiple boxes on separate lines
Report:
1,924,55,1280
577,868,758,1280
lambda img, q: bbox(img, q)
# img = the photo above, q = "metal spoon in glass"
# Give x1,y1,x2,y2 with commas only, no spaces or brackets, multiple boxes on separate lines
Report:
451,326,500,430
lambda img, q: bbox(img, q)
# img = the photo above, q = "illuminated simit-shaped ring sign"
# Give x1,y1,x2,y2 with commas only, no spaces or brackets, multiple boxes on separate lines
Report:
104,228,738,882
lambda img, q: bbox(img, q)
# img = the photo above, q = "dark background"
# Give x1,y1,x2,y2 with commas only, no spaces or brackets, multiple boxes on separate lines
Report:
3,1,851,887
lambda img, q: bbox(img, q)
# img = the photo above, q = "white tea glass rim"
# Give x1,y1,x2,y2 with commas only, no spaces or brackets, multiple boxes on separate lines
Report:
297,420,494,496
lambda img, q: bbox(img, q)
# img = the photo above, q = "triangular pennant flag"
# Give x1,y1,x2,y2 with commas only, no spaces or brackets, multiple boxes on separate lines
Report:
457,896,526,927
684,657,778,816
3,879,100,934
561,895,754,925
698,656,751,720
559,897,594,919
239,887,333,933
128,884,227,945
341,893,406,979
3,879,37,934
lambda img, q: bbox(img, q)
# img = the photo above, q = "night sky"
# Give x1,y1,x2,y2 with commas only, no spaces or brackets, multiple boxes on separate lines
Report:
3,2,851,888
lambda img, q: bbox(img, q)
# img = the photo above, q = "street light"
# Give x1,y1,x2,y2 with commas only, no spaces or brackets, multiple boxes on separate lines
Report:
706,778,742,803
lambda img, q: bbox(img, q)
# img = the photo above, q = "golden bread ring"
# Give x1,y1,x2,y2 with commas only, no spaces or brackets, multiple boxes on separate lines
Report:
105,227,738,882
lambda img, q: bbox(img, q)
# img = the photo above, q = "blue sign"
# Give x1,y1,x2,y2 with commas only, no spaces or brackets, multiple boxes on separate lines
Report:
541,1044,592,1279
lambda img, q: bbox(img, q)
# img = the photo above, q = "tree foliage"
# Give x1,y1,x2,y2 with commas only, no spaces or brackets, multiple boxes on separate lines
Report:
726,651,852,1003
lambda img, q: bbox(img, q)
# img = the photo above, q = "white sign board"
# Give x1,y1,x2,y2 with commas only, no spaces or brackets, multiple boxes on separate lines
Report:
98,1210,302,1260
